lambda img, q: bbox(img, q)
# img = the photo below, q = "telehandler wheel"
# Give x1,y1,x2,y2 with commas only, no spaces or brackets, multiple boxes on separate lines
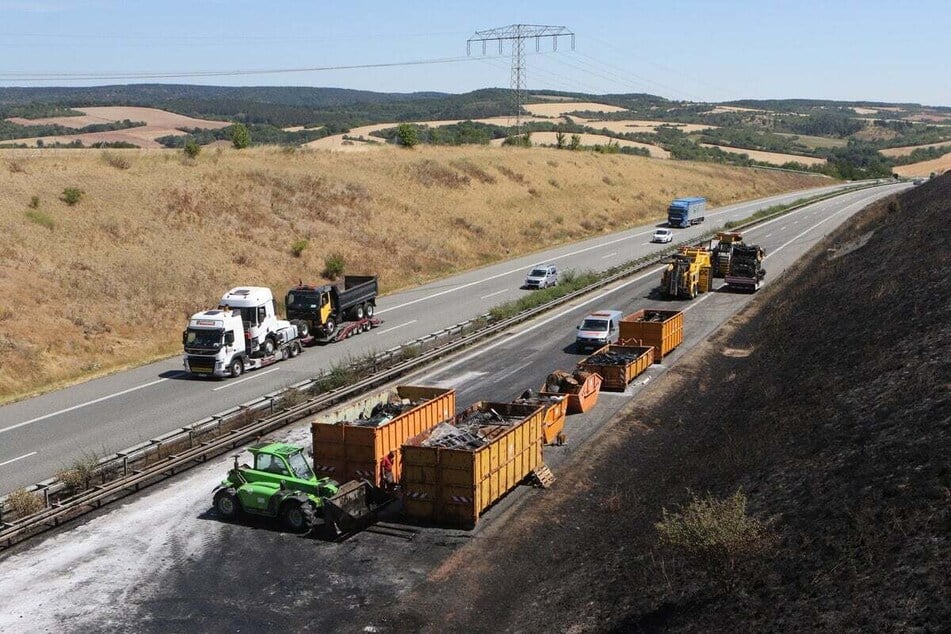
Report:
281,500,314,533
214,488,241,520
228,358,244,378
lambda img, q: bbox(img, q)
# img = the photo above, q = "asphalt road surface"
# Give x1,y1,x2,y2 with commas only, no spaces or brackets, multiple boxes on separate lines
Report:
0,182,910,632
0,181,887,493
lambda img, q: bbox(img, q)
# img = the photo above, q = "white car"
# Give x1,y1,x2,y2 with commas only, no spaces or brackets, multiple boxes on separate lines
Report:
524,264,558,289
652,228,674,243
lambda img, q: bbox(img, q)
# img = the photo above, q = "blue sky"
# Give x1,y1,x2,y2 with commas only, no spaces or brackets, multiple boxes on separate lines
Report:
0,0,947,106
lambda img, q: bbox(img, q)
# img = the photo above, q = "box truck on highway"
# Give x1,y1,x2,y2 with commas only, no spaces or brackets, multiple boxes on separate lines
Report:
667,197,706,228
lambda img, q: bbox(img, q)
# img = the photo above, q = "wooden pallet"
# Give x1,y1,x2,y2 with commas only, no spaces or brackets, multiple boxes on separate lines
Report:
530,463,555,489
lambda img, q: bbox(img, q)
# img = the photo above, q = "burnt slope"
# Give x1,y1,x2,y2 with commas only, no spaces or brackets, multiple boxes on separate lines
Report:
375,175,951,633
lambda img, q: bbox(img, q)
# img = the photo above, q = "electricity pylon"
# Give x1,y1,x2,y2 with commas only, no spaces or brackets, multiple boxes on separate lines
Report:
467,24,575,136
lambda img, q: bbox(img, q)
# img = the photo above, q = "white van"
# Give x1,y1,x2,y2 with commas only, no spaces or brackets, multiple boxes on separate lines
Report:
575,310,623,352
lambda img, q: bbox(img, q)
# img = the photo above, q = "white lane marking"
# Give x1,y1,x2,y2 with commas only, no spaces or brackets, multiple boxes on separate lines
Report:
418,187,900,379
764,233,773,238
0,378,170,436
492,361,534,383
0,451,37,467
211,368,280,391
601,252,618,259
377,189,857,316
375,319,418,335
416,265,666,380
480,289,509,300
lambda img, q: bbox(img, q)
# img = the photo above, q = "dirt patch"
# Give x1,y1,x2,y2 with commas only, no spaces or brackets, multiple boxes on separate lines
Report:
367,174,951,632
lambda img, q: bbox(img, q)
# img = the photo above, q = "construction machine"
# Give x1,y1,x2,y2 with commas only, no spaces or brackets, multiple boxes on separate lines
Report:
725,244,766,292
212,442,387,537
660,247,714,300
711,231,744,277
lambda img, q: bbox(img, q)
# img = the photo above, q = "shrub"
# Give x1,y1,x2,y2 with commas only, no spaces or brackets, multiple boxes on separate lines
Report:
101,151,131,170
655,489,773,587
3,488,45,518
25,209,55,229
184,140,201,158
28,195,39,209
61,187,84,206
231,123,251,149
396,123,419,148
291,239,309,258
56,452,101,492
322,253,345,280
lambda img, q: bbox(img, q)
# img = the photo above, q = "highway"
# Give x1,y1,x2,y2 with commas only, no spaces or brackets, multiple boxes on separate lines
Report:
0,181,893,494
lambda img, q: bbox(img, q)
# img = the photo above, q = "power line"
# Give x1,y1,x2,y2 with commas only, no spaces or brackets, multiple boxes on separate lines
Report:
0,55,493,81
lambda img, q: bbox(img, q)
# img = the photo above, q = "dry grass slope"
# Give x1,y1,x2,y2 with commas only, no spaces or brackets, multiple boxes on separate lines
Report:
0,145,824,401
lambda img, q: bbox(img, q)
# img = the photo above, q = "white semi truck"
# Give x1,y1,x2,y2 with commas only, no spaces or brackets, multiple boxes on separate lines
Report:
183,287,311,378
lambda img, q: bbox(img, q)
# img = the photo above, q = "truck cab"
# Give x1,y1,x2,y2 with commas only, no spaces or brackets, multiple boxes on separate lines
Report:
220,286,290,355
183,308,247,377
576,310,623,352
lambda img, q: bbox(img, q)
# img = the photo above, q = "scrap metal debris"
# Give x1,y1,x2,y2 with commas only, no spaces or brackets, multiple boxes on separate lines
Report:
340,396,430,428
419,407,525,449
584,350,645,365
543,369,592,394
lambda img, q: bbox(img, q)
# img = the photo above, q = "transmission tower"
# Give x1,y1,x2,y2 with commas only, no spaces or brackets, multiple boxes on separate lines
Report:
467,24,575,136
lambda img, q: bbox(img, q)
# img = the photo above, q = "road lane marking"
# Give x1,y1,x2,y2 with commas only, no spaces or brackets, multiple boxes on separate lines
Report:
492,361,533,383
211,368,280,391
0,378,169,436
0,451,37,467
375,319,418,335
479,289,509,300
764,233,773,238
601,252,617,259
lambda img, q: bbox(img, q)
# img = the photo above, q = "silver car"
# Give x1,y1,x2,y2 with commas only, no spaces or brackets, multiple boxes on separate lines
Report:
524,264,558,289
652,228,674,243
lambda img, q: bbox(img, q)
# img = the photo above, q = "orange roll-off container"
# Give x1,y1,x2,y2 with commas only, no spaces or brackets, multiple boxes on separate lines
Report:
310,385,455,487
401,401,544,528
618,309,684,362
577,344,654,392
539,371,603,414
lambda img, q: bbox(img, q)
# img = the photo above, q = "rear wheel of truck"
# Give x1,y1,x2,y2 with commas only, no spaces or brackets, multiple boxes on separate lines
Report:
229,358,244,378
355,304,365,320
365,303,374,318
214,488,240,520
290,341,302,357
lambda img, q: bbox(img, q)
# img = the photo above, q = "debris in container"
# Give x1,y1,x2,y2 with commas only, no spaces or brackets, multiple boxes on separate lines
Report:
545,369,594,393
584,349,645,365
337,395,429,428
637,311,667,323
421,422,486,449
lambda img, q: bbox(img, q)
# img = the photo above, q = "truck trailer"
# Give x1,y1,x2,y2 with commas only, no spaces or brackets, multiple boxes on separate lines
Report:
286,275,379,341
667,197,706,228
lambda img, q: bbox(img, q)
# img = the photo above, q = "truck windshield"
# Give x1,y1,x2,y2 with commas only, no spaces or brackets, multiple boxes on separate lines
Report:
581,319,608,331
231,307,257,327
185,328,223,348
287,451,313,480
286,291,319,310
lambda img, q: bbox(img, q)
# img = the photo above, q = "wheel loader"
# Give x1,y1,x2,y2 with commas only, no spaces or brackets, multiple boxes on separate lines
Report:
660,247,713,300
212,442,387,536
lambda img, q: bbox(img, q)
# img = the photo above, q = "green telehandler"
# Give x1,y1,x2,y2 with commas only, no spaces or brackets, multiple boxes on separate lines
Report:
212,442,385,536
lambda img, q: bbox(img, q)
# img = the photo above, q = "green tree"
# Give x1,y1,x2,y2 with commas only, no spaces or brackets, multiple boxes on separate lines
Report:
184,139,201,158
569,134,582,150
555,131,566,149
396,123,419,148
231,123,251,149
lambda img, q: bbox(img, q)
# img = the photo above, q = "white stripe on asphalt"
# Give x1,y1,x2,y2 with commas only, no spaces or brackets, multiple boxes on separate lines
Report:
211,368,280,391
0,378,170,436
479,289,509,300
0,451,38,467
375,320,418,335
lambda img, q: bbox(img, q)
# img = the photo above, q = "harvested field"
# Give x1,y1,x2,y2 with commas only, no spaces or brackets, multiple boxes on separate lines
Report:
700,143,827,166
0,144,826,400
575,118,716,134
490,131,669,158
523,102,628,117
774,132,847,149
891,151,951,177
880,140,951,157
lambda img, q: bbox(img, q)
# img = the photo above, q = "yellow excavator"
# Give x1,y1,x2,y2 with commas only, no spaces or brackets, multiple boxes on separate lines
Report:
661,247,714,300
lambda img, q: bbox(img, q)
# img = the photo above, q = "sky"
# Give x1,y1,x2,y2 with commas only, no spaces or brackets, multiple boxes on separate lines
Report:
0,0,948,106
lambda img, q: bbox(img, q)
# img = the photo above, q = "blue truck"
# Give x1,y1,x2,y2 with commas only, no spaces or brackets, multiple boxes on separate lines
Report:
667,197,707,228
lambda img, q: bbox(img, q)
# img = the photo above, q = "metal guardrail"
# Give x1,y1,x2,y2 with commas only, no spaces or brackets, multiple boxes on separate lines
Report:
0,181,884,550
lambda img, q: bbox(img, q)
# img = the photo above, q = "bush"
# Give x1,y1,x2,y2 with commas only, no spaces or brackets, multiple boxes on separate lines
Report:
291,239,309,258
3,488,45,518
231,122,251,149
101,151,131,170
56,452,101,492
184,140,201,158
396,123,419,148
61,187,84,206
655,489,773,588
28,195,39,209
322,253,345,280
25,209,54,229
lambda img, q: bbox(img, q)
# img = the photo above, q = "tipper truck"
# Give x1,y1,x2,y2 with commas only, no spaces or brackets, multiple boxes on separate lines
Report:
725,244,766,292
667,197,706,228
183,289,312,378
286,275,379,342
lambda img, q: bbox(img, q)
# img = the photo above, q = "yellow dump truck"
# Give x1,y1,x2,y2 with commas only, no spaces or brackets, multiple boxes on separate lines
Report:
660,247,713,300
711,232,744,277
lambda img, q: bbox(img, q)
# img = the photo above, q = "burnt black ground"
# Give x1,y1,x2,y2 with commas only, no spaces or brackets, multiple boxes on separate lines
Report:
364,175,951,633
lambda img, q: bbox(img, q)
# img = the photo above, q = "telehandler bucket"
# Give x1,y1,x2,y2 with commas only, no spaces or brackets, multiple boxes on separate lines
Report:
322,479,388,536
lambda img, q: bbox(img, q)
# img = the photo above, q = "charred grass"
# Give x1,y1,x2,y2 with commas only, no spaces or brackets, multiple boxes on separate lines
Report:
0,145,825,401
376,175,951,632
